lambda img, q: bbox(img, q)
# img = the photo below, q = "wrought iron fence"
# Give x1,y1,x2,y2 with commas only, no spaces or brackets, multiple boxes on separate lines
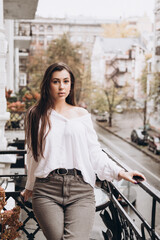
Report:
0,149,160,240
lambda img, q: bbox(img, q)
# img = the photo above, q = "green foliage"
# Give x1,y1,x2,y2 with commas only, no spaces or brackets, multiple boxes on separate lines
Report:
26,34,84,103
91,89,108,113
27,49,47,91
79,67,109,113
153,72,160,93
104,80,132,126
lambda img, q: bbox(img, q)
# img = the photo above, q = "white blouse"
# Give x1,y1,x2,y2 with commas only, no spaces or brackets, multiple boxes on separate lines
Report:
25,110,123,190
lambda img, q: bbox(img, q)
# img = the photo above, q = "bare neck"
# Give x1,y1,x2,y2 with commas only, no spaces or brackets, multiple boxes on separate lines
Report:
53,101,72,113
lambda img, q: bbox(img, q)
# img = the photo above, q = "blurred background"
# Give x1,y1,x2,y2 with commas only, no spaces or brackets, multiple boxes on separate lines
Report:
0,0,160,239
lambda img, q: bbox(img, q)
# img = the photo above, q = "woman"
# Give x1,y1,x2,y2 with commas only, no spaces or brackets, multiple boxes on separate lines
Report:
21,62,145,240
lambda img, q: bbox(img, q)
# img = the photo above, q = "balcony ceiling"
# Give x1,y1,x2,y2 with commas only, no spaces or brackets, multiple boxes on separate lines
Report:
4,0,38,19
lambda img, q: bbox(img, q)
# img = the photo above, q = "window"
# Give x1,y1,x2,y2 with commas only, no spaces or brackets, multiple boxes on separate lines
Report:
47,35,53,44
39,25,44,31
31,35,36,44
86,36,92,42
47,25,52,31
31,25,36,32
19,73,27,87
156,46,160,55
39,35,44,45
77,36,82,42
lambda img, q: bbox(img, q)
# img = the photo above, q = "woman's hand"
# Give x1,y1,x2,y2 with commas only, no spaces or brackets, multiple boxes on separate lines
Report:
118,169,146,184
21,189,33,202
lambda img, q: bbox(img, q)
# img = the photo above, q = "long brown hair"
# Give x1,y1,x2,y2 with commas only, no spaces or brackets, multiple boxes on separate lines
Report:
25,62,76,161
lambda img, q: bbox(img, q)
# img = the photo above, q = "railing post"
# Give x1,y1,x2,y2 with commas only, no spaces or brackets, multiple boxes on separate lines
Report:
151,198,156,240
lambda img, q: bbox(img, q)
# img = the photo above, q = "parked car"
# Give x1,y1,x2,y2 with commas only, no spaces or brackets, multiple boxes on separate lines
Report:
96,112,108,122
115,105,123,113
148,134,160,154
113,179,137,206
130,128,148,145
92,109,99,115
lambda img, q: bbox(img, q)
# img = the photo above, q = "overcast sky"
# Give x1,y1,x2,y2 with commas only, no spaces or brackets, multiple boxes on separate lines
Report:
36,0,155,22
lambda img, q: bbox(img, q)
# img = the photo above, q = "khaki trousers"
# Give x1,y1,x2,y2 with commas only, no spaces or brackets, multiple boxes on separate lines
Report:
32,173,95,240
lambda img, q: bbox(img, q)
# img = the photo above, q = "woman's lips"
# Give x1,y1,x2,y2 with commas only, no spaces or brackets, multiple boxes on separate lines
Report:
58,92,65,96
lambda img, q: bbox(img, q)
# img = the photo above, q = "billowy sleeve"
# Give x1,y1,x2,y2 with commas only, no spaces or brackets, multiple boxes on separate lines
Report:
84,115,123,181
25,148,38,191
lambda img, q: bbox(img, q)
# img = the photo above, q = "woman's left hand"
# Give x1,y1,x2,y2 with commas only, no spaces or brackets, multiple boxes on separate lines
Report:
118,169,146,184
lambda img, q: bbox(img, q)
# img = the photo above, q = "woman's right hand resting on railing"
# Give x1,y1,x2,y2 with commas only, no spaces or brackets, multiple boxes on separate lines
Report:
21,189,33,202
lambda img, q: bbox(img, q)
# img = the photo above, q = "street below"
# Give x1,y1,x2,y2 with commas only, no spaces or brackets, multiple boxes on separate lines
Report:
93,122,160,236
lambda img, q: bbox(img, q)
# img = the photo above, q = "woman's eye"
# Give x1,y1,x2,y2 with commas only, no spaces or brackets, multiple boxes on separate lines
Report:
53,80,58,84
64,80,69,83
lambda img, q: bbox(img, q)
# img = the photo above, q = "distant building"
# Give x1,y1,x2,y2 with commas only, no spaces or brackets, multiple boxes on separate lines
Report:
126,14,153,35
154,0,160,71
10,15,153,93
147,0,160,132
91,37,146,103
11,17,113,92
19,17,108,58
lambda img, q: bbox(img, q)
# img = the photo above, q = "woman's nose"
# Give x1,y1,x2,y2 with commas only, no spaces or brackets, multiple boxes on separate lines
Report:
59,82,64,89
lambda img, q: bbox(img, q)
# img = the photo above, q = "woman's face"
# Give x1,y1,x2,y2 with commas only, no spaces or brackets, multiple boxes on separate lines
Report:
50,69,71,102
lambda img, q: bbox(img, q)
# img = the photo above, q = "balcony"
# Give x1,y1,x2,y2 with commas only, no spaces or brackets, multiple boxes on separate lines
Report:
106,55,117,65
118,66,127,73
4,0,38,19
14,24,32,49
0,149,160,240
105,68,119,79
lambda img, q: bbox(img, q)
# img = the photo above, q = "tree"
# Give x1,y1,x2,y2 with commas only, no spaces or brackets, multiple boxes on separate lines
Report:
46,34,84,102
102,21,139,38
78,63,95,110
104,81,126,127
26,34,84,103
27,49,47,91
138,64,148,130
137,59,156,130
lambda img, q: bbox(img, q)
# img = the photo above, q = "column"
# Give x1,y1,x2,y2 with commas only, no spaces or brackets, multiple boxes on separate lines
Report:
14,47,19,93
0,0,10,150
0,0,17,178
5,20,14,92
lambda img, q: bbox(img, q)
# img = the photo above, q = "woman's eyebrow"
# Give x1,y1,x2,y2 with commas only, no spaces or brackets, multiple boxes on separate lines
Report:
52,77,70,80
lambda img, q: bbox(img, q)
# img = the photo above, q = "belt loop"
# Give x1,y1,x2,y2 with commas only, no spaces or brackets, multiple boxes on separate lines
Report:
74,168,77,177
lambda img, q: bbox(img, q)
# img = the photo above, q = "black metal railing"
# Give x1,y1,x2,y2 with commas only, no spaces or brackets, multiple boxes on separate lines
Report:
0,149,160,240
5,112,25,130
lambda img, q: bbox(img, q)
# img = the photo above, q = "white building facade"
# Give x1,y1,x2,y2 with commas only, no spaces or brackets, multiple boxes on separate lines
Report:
147,0,160,132
0,0,38,174
91,37,146,104
11,15,153,94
